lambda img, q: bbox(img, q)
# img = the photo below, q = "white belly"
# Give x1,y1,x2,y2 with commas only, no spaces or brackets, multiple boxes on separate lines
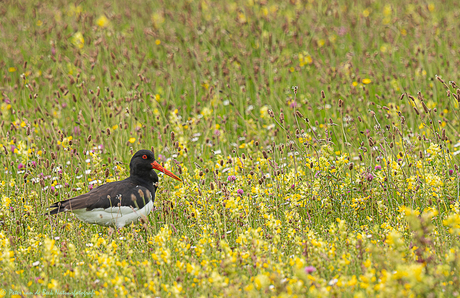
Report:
72,200,154,228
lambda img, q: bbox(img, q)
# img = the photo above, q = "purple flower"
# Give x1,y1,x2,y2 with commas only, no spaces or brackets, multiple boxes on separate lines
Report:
237,189,244,196
227,175,236,182
31,161,37,167
375,165,381,170
89,185,94,190
449,169,454,176
367,173,374,182
214,129,221,136
10,145,16,153
291,184,295,190
65,183,69,188
62,103,67,108
18,163,24,170
50,186,55,192
51,47,56,56
4,98,11,104
305,266,316,274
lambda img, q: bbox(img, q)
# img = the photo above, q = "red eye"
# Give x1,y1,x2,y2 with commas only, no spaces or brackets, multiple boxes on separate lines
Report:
142,155,148,159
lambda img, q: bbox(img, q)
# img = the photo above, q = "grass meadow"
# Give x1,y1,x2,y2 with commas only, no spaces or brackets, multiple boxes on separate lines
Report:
1,0,460,296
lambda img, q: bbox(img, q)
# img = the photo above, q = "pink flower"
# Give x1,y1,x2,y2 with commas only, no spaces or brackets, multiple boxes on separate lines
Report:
237,189,244,196
73,126,81,135
227,175,237,182
337,26,348,36
304,266,316,274
367,173,374,182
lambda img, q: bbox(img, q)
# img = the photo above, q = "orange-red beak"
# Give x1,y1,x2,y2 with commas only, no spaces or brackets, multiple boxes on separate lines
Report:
151,161,182,181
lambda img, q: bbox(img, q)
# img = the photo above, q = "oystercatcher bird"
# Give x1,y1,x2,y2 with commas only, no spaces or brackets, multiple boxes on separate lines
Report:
46,150,181,228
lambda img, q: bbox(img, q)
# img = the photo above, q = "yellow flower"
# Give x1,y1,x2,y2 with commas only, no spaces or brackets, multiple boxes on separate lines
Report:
254,274,270,290
47,279,58,289
96,15,109,27
151,12,165,28
362,78,371,84
155,39,161,45
8,67,16,72
71,32,85,49
129,137,136,144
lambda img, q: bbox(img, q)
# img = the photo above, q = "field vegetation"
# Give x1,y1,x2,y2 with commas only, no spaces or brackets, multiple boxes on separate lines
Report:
1,0,460,297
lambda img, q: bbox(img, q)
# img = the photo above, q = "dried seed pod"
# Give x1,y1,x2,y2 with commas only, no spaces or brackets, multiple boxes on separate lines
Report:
421,102,429,113
263,151,268,159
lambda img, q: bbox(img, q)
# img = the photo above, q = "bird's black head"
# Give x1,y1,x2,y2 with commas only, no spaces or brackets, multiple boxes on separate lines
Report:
129,149,181,182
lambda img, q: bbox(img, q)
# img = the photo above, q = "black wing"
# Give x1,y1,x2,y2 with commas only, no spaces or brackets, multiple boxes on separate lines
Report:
46,178,156,214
